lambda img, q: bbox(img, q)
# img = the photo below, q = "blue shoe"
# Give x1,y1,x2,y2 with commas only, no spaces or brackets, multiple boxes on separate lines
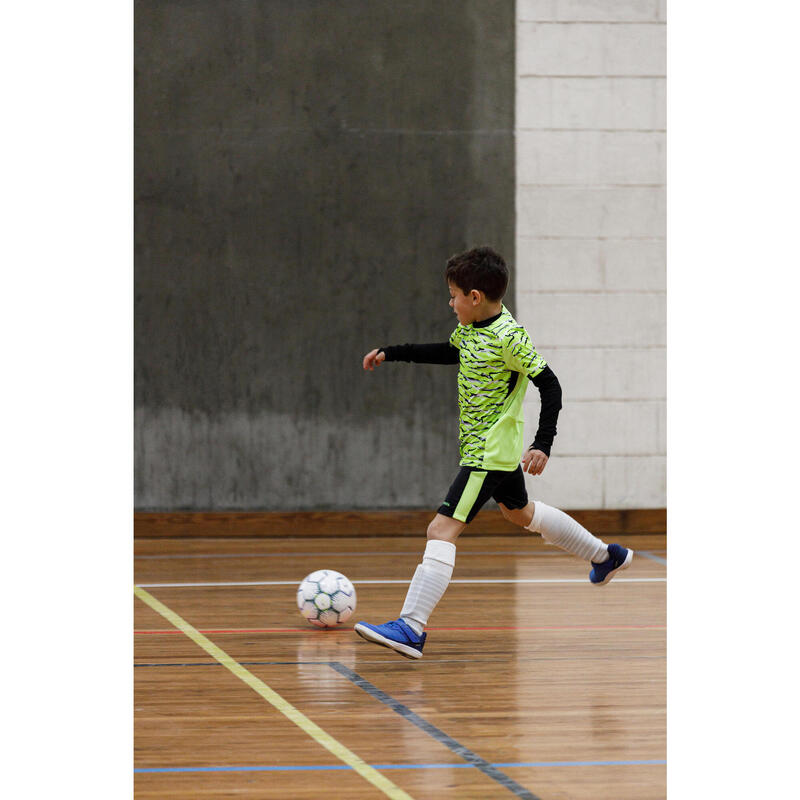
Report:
354,618,426,659
590,543,634,585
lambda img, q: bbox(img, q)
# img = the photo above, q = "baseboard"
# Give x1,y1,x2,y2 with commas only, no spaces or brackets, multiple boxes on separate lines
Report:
134,509,666,538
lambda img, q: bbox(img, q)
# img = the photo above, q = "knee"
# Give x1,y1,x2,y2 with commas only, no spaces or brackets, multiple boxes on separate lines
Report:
426,514,462,543
426,517,446,540
500,502,535,528
499,503,516,522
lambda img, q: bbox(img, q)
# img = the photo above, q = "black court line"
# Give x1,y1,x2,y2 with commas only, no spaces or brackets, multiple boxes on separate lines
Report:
328,661,542,800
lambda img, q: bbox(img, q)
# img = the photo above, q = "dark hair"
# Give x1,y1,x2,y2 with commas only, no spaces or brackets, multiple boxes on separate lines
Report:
445,246,509,301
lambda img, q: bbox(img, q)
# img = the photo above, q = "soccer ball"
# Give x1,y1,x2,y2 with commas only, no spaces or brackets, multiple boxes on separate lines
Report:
297,570,357,628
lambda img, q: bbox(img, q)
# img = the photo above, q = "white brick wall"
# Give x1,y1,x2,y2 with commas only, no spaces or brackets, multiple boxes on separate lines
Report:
520,347,666,400
518,1,665,24
518,22,665,75
520,292,665,348
517,77,666,129
518,186,665,237
516,2,666,508
517,131,665,184
605,456,666,508
517,239,665,292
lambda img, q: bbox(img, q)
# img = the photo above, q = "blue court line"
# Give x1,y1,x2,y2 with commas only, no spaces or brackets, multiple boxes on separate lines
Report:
135,759,666,774
638,550,667,566
328,661,541,800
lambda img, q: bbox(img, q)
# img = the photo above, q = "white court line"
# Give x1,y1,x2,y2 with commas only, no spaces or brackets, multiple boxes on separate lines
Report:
134,550,568,560
135,577,666,588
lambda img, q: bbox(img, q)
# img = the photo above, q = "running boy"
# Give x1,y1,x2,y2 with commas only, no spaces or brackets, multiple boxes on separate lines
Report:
354,247,632,659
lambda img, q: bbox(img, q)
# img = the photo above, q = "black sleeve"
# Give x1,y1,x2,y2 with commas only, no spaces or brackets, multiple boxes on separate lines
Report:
380,342,460,365
527,365,563,457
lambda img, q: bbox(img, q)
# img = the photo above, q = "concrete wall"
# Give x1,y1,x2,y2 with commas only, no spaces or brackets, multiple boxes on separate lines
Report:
515,0,666,508
135,1,515,510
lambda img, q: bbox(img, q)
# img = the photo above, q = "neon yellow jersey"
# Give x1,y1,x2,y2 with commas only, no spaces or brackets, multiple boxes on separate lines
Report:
449,306,547,470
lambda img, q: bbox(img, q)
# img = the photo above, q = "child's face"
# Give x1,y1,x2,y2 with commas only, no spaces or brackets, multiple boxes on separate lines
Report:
448,282,479,325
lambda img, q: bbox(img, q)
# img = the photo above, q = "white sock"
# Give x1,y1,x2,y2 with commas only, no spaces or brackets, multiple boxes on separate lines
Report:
526,501,609,562
400,539,456,635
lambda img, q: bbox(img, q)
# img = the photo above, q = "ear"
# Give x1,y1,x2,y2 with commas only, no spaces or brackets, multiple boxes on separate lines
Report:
470,289,483,305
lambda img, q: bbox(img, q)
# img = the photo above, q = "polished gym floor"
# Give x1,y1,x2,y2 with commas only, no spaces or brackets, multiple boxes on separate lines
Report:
134,532,666,799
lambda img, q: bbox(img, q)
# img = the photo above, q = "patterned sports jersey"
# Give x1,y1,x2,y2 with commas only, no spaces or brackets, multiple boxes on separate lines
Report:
449,306,547,470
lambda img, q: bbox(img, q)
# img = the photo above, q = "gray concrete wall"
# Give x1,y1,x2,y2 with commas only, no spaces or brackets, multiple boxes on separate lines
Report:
515,0,666,508
135,0,515,509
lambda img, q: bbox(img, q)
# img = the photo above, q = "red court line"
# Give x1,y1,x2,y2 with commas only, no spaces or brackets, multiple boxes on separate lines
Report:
135,624,665,635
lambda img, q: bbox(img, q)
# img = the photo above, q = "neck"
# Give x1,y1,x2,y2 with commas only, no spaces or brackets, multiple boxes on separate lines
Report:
474,302,503,323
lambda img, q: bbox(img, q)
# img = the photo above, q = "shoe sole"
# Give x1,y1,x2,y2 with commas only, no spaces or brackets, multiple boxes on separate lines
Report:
592,548,634,586
353,623,423,659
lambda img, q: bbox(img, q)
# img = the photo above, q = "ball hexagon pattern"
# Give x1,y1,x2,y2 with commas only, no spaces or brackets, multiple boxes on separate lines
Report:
296,570,357,628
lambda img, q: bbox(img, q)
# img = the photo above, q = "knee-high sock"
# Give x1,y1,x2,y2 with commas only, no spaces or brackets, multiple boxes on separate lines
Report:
400,539,456,635
526,501,609,562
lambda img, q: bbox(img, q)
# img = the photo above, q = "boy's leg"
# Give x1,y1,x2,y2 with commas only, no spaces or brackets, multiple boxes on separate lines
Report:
354,468,490,658
399,514,462,634
500,499,632,584
498,500,608,561
401,466,490,632
353,515,462,659
494,468,633,584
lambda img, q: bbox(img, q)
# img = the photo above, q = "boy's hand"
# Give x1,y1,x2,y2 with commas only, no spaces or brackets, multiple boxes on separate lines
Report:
522,448,548,476
363,348,386,371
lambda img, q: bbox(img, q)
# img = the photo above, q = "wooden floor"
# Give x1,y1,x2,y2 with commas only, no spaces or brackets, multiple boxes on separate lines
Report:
134,533,666,799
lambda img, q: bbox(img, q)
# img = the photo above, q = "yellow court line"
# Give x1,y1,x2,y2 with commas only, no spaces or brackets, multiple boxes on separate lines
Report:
134,586,415,800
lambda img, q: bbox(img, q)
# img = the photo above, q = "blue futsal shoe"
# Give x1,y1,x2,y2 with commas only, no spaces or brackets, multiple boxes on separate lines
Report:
589,543,634,586
354,618,426,659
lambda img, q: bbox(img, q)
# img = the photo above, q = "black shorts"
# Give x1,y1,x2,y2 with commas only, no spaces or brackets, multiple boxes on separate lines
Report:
437,465,529,524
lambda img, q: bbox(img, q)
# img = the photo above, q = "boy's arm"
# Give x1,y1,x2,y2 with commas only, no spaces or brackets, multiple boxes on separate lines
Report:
378,342,459,365
520,366,562,475
527,365,562,457
502,329,562,473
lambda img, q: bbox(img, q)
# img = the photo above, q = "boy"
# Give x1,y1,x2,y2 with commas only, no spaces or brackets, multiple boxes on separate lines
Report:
354,247,632,659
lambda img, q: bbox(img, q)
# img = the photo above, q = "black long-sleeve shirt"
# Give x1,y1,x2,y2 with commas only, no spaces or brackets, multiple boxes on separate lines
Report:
380,340,562,458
